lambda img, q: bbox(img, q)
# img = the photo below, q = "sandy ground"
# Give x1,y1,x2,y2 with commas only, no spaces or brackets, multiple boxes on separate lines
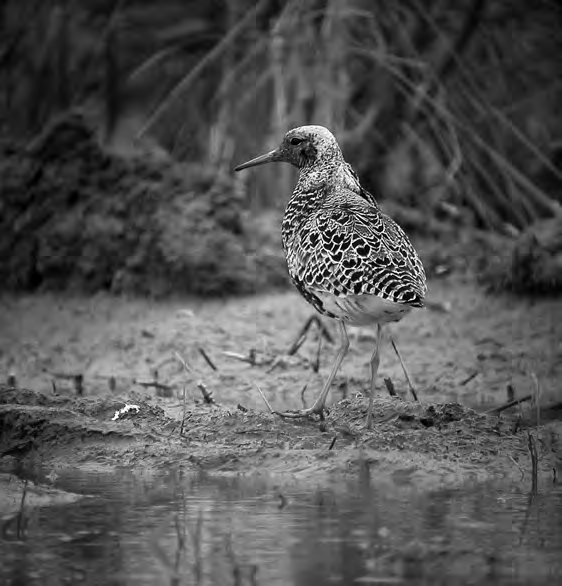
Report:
1,274,561,490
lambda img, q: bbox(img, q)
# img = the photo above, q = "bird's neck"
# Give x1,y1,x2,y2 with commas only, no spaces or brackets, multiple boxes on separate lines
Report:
295,158,361,198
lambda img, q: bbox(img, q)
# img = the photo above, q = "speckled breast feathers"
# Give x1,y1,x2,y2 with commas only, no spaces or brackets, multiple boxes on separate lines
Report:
279,128,427,325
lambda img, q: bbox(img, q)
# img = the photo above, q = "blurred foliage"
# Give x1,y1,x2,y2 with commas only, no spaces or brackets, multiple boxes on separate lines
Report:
481,216,562,294
1,0,562,295
1,0,561,230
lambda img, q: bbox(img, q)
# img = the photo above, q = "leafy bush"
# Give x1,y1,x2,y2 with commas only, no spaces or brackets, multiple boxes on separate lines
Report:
0,113,287,296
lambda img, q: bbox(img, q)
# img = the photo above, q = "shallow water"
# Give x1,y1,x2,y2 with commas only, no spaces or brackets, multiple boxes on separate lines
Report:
0,466,561,585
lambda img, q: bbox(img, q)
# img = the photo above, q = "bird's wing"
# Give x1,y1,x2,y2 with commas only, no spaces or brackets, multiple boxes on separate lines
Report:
288,192,427,306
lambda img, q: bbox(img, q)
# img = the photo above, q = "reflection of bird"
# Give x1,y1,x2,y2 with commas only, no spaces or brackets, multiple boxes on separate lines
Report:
235,126,426,427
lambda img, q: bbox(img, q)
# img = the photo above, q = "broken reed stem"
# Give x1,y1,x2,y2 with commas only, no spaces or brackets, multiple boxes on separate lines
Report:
384,377,397,397
73,374,84,396
506,383,515,402
175,350,216,405
198,346,218,371
196,381,215,404
255,385,274,413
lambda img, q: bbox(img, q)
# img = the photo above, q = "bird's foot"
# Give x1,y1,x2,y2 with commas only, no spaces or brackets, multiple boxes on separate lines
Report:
273,405,328,421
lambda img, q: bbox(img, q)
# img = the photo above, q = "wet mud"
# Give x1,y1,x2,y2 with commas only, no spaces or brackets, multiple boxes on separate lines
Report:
1,277,561,492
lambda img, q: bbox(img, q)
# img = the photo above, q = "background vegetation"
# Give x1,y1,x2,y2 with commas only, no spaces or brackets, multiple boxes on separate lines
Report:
1,0,561,294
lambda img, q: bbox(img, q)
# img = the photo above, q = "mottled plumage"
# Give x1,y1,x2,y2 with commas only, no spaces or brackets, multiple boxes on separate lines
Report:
235,125,427,426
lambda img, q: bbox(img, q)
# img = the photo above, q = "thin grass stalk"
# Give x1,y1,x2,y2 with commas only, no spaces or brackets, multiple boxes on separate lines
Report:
455,72,562,184
207,1,239,172
269,14,290,197
464,177,504,231
127,45,181,83
381,60,560,222
445,28,562,193
54,2,70,113
138,0,270,138
320,0,343,133
103,25,120,142
465,143,528,229
232,68,272,113
73,0,125,105
211,37,267,103
389,0,560,225
492,131,539,225
464,128,561,217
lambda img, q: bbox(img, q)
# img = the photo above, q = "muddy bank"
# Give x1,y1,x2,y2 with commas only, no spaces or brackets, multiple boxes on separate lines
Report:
1,272,562,490
1,385,560,493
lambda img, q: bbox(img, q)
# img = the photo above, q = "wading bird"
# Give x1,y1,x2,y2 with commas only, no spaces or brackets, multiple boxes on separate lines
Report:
235,126,426,427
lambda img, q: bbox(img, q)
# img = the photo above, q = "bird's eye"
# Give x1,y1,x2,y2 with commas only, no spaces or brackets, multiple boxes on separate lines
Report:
290,137,303,146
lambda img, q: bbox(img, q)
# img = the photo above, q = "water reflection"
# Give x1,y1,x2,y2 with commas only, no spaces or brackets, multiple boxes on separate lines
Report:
0,466,560,585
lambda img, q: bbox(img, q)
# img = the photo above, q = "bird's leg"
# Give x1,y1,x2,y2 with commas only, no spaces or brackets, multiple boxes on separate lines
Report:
275,320,349,419
366,324,383,429
388,333,418,401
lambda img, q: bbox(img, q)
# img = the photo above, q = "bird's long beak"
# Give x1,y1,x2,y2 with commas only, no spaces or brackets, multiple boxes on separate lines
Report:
234,149,278,171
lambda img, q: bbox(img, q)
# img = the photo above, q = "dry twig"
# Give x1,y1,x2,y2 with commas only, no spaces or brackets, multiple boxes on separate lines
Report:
287,315,334,356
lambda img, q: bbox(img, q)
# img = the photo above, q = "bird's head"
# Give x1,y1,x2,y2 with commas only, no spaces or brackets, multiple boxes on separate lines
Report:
234,125,342,172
